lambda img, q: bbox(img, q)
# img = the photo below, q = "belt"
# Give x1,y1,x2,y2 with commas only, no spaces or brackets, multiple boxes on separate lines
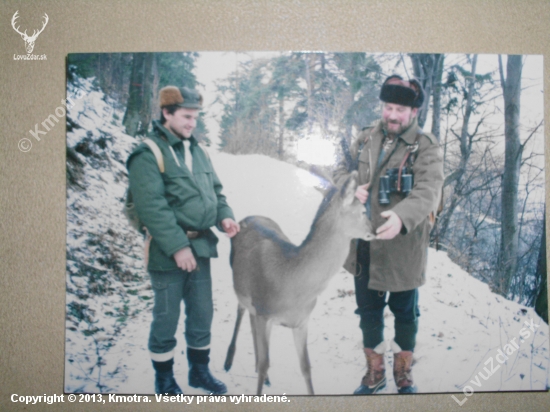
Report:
186,230,207,239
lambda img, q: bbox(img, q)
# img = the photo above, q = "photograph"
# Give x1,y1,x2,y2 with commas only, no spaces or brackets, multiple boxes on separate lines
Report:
63,51,548,397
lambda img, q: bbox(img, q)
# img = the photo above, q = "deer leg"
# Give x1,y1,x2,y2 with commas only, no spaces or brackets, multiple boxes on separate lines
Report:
250,313,258,370
253,315,273,395
250,313,270,387
224,304,246,371
292,322,314,395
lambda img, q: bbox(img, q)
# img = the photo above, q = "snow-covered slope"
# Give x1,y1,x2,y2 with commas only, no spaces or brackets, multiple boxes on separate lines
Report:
64,79,549,395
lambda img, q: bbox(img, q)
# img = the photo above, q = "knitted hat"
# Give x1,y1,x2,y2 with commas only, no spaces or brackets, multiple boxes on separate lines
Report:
159,86,203,109
379,75,424,108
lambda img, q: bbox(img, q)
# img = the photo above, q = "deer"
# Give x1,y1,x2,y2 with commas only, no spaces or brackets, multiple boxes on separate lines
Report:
223,170,375,395
11,11,49,54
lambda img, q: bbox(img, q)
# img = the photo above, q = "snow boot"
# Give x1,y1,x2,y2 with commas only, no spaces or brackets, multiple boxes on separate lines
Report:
391,341,417,394
187,348,227,394
152,359,183,395
353,342,386,395
188,363,227,394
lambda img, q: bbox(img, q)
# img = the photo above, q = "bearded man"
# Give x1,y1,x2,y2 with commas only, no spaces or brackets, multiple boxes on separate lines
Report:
334,75,444,394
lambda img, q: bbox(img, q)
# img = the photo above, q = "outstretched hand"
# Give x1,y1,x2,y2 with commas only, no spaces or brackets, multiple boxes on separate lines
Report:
376,210,402,240
221,218,240,238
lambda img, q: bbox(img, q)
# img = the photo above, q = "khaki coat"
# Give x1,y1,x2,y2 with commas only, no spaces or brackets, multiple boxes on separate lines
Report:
334,118,444,292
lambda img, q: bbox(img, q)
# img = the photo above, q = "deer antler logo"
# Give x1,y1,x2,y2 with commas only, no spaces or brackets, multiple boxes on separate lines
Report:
11,11,49,54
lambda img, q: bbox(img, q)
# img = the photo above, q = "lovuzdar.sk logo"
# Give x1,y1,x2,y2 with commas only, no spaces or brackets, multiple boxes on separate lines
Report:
11,10,48,61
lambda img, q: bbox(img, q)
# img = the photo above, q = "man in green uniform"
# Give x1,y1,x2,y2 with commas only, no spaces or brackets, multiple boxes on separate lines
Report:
334,75,444,394
127,86,240,395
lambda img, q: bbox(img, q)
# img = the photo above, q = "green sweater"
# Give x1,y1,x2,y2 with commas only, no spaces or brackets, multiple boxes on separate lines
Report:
127,121,235,271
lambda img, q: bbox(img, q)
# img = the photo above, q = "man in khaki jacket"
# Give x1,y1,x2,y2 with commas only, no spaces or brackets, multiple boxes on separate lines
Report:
334,75,444,394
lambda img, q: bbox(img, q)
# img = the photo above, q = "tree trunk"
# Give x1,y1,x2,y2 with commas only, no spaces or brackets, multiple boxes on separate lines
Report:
410,54,444,129
427,55,445,248
137,53,155,136
111,53,125,98
304,53,314,133
123,53,154,137
98,53,113,97
496,55,523,297
534,209,548,323
278,96,285,160
435,55,478,245
431,54,445,141
151,55,160,122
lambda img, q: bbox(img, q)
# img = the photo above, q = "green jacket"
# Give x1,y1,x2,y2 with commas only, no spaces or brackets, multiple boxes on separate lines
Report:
127,120,235,271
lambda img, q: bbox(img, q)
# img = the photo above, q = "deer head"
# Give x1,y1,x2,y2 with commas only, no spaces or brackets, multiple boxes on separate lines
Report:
336,172,375,241
307,166,374,241
12,11,49,54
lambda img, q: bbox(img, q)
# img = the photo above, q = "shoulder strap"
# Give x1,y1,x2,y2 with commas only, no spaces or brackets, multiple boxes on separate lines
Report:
143,138,165,173
357,129,371,159
347,128,372,172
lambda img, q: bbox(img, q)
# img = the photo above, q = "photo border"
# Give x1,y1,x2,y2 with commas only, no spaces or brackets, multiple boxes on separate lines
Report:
1,1,549,411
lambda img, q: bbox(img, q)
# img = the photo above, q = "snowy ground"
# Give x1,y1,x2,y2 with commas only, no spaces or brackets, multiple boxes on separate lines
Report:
64,80,549,396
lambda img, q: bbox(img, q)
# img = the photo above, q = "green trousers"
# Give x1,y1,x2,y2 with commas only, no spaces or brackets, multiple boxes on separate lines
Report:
148,257,213,356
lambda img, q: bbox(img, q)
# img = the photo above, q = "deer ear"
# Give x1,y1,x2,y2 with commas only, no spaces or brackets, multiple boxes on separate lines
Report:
309,165,335,195
314,179,336,196
314,185,329,195
341,172,358,207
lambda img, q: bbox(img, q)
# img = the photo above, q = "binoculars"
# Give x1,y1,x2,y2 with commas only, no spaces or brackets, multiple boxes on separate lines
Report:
378,167,414,205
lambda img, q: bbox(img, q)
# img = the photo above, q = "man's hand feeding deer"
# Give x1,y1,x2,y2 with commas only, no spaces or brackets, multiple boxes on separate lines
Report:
224,171,375,394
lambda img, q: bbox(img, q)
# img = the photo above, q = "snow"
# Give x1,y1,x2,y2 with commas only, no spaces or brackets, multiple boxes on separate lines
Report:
64,78,549,396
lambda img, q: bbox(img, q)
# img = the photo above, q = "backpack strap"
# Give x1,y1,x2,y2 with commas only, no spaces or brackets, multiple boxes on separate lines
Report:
143,138,165,173
124,138,165,236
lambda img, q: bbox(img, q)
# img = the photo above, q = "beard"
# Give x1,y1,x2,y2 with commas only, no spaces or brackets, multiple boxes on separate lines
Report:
382,116,414,136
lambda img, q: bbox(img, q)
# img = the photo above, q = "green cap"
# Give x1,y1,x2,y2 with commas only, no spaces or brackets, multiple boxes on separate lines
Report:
159,86,203,110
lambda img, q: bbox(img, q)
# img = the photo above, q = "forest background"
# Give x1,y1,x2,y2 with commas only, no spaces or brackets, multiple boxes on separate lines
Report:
67,51,547,320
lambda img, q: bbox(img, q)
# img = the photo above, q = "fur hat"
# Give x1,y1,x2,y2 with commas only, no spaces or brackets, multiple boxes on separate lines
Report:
379,75,424,108
159,86,203,109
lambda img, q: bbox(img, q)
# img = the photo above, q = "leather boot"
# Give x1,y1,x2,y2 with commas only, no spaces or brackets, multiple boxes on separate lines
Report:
392,342,417,394
353,342,386,395
187,348,227,394
155,371,183,394
152,359,183,395
188,363,227,394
